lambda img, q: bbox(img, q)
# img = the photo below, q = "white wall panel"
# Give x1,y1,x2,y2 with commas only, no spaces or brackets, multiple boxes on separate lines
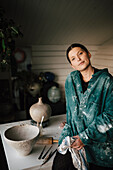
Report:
93,59,113,67
32,63,71,70
92,46,113,75
32,57,68,64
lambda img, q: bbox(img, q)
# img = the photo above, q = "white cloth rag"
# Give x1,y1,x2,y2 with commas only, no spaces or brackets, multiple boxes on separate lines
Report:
58,136,89,170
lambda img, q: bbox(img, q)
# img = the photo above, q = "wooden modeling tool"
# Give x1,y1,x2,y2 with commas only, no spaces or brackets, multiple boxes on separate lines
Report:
36,137,58,145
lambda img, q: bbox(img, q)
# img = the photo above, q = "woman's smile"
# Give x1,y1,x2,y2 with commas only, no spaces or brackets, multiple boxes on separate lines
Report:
78,61,85,66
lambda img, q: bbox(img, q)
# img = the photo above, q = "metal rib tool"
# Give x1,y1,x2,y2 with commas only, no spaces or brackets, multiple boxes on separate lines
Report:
38,145,46,159
41,145,52,159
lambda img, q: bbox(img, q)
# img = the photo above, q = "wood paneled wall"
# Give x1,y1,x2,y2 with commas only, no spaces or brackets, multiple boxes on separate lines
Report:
31,45,113,100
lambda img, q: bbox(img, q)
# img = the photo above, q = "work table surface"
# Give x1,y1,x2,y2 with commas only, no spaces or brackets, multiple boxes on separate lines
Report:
0,114,66,170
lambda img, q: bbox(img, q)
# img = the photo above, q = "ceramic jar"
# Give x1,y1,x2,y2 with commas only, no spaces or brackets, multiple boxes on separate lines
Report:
29,97,52,125
47,86,61,103
27,82,42,97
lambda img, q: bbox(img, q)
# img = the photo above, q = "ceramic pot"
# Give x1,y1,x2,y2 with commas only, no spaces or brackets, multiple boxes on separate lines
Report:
29,97,52,125
4,124,39,156
47,86,61,103
27,82,42,97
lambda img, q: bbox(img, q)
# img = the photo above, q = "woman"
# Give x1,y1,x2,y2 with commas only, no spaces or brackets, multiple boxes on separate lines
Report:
52,43,113,170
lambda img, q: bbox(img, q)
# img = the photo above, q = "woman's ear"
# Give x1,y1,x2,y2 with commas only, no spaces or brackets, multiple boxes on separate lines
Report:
88,52,91,58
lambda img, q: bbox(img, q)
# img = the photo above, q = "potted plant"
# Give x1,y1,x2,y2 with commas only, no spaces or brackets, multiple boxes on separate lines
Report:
0,8,23,72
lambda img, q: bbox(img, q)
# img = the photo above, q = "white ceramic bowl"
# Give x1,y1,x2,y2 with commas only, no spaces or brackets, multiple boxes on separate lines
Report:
4,124,39,156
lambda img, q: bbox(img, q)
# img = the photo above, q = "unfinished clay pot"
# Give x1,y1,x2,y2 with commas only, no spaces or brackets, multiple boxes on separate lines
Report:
29,97,52,125
4,124,39,156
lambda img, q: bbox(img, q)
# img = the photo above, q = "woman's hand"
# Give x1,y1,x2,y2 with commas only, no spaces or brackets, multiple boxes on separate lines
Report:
71,135,85,150
60,121,66,129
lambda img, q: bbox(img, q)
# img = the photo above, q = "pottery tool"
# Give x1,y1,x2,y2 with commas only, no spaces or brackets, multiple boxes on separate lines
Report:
36,137,58,145
39,116,44,128
38,145,46,159
41,149,57,166
39,116,44,136
41,145,52,159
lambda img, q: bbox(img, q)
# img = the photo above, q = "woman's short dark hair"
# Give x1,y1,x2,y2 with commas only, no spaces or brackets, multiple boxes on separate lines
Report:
66,43,89,64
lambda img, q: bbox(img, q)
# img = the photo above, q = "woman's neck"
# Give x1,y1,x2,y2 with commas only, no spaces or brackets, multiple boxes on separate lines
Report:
80,66,94,82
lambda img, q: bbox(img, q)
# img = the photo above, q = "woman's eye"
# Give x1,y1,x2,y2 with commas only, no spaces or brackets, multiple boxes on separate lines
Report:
71,57,75,61
79,51,83,55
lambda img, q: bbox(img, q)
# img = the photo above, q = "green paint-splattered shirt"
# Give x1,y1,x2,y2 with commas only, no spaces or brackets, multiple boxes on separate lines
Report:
59,68,113,167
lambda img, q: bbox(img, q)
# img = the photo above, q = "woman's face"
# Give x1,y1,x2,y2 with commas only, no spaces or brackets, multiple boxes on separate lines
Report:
68,47,91,72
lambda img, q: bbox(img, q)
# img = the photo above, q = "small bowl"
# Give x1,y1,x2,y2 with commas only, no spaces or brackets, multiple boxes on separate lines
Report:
4,124,39,156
